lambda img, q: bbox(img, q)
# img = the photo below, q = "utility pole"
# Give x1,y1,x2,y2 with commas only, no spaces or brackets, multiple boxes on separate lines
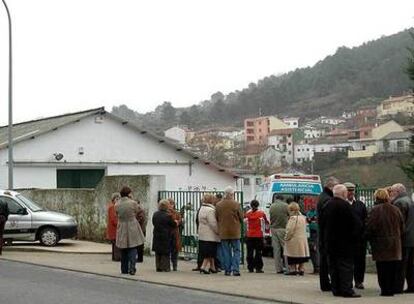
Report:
2,0,13,189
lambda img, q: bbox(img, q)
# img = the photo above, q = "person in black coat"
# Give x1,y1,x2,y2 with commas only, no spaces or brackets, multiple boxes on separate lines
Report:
316,176,339,292
152,199,177,272
0,197,10,255
323,184,360,298
344,182,368,290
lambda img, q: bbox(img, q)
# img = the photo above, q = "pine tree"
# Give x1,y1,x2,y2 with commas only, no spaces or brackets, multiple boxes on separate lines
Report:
401,31,414,181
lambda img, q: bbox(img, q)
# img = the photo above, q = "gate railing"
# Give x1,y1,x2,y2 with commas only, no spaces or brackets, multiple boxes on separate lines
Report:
355,187,376,210
158,190,244,263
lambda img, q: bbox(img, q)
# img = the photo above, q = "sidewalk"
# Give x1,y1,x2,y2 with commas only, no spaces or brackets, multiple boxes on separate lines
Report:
3,240,111,254
1,243,413,304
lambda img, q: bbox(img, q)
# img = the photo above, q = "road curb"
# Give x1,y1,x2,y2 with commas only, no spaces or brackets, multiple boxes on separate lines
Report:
3,247,110,254
0,257,303,304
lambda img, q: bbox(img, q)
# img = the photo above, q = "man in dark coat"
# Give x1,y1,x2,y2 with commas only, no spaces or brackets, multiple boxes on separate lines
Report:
390,183,414,293
0,197,10,255
345,182,367,290
317,176,339,291
323,184,360,298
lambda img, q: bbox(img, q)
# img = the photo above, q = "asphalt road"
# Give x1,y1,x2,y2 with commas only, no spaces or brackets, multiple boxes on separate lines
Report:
0,260,272,304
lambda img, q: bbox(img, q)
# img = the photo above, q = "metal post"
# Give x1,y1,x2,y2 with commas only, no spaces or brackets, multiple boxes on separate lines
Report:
2,0,13,189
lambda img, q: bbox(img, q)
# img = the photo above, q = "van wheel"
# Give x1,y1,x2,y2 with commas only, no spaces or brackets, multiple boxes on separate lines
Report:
39,228,59,246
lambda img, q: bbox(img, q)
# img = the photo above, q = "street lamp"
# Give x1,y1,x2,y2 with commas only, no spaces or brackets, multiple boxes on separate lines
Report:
2,0,13,189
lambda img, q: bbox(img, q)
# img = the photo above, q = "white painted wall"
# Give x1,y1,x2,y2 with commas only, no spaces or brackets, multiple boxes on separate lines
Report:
0,114,237,191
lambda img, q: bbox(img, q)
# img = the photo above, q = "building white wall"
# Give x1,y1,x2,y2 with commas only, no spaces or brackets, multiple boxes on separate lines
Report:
282,118,299,128
0,114,236,191
268,134,294,164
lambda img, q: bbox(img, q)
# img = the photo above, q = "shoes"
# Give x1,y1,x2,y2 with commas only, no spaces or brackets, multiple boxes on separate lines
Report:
209,268,218,274
298,271,304,276
129,269,136,275
192,267,200,272
342,293,361,298
380,293,394,297
224,272,231,276
200,269,210,274
256,269,264,273
233,272,241,276
404,289,414,294
284,271,297,276
355,283,364,290
277,270,285,274
248,269,254,273
321,285,332,292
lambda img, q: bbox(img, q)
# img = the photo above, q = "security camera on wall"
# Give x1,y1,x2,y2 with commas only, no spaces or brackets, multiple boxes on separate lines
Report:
53,153,64,161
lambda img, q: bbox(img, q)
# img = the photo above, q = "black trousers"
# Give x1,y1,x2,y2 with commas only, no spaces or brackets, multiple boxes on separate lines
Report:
111,241,121,261
319,251,331,291
376,261,398,296
169,236,178,270
136,244,144,263
155,254,170,271
0,215,6,255
246,237,264,271
354,242,367,284
328,255,354,296
394,247,414,293
309,230,319,272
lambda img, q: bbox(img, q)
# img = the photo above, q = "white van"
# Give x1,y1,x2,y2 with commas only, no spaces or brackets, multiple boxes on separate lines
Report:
254,173,322,253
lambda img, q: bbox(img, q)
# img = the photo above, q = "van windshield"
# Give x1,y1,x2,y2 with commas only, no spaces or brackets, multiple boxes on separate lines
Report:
16,195,44,212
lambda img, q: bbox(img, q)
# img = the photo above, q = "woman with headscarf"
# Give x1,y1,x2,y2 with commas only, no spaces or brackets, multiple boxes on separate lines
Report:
284,202,310,275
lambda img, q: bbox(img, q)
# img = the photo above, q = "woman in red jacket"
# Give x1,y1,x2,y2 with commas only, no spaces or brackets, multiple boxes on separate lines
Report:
244,200,269,273
106,192,120,261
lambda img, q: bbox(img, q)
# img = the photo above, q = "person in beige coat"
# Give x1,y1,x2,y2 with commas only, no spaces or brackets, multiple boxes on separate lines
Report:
198,194,220,274
115,186,145,275
284,202,310,276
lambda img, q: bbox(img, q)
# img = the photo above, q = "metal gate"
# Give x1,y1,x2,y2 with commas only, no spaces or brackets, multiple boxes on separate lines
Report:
355,187,376,210
158,190,244,261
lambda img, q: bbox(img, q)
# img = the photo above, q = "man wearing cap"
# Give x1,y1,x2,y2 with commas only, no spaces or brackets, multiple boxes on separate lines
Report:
345,182,367,290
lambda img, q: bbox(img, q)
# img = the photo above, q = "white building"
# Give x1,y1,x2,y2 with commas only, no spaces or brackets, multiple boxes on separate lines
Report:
0,108,238,191
295,141,354,164
268,129,294,164
320,117,346,125
282,117,300,128
302,127,325,139
164,126,190,145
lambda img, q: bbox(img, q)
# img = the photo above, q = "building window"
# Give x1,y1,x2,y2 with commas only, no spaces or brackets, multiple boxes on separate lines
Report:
258,121,262,125
57,169,105,188
247,136,254,141
244,178,250,186
255,178,261,185
247,129,254,134
288,134,292,138
259,129,262,133
288,142,292,146
246,121,254,127
306,148,310,151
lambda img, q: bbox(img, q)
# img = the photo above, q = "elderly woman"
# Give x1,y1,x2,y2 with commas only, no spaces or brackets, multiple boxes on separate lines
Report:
284,202,310,275
152,199,178,272
115,186,145,275
167,198,182,271
106,192,121,261
198,194,220,274
366,188,404,296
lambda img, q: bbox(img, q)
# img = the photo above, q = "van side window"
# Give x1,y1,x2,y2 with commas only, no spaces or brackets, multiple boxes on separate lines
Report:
0,196,24,214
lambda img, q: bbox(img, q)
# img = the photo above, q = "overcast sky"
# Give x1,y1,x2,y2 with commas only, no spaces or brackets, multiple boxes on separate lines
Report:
0,0,414,125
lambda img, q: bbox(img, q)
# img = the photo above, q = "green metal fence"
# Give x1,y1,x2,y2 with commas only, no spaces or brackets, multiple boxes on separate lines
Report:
355,187,376,209
158,190,244,262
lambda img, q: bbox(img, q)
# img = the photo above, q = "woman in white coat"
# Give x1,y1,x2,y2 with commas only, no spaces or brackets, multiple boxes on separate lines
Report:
197,193,220,274
284,202,310,276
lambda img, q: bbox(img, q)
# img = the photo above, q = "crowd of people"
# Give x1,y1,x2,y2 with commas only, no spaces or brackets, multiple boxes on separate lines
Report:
105,179,414,299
